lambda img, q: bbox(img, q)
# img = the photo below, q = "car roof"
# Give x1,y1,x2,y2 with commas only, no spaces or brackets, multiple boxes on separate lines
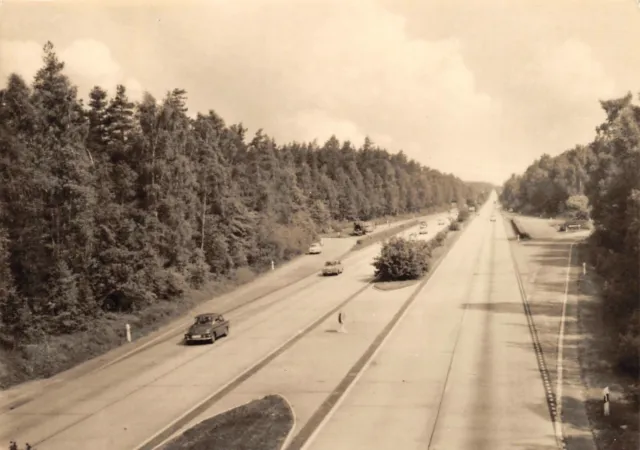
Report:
195,313,220,319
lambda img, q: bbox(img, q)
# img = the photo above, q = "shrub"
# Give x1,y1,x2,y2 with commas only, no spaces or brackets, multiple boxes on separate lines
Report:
449,221,460,231
457,208,470,222
372,237,431,281
433,230,447,246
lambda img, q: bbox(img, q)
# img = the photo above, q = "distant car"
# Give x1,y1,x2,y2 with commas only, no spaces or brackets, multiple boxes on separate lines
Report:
184,313,229,344
308,242,322,254
437,219,445,225
419,228,428,235
322,260,344,276
559,220,586,232
490,216,496,222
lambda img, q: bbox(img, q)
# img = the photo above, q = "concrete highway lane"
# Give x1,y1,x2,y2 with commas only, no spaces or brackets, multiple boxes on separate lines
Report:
0,215,446,450
304,201,559,450
0,215,420,413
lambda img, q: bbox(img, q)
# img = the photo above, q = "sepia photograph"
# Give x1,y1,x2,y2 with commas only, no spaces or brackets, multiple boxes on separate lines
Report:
0,0,638,449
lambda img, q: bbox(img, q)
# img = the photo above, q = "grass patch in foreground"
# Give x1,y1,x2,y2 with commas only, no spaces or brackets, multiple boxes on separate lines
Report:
159,394,294,450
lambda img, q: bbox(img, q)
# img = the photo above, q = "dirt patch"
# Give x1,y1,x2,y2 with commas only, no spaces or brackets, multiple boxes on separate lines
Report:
159,395,294,450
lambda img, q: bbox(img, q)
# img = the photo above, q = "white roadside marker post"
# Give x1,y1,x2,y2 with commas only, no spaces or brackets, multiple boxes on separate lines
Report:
126,323,132,343
603,386,611,417
583,262,586,275
271,260,275,271
338,311,346,333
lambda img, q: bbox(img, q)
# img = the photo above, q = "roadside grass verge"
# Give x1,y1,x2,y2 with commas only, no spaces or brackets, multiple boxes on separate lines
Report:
575,245,639,450
0,269,261,389
158,395,294,450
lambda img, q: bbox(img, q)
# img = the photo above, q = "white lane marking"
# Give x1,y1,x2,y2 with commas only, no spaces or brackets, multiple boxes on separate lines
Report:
555,242,574,446
298,215,470,450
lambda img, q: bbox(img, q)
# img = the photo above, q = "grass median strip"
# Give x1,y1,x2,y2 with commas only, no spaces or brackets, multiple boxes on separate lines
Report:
158,395,294,450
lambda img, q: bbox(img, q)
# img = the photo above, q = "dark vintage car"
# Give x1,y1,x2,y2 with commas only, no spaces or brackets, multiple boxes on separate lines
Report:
184,313,230,344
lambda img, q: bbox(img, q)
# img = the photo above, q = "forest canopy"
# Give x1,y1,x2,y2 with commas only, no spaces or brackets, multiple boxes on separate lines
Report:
499,92,640,376
0,42,490,356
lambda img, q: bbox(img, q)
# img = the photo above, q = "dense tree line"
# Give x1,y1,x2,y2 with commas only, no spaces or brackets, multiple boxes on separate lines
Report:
500,92,640,376
0,42,489,356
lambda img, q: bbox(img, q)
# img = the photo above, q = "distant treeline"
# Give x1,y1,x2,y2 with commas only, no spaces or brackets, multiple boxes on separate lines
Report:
0,42,491,353
500,93,640,376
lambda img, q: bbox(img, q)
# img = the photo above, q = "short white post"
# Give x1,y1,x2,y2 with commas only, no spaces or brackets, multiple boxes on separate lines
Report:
517,234,520,241
582,262,586,275
338,311,346,333
126,323,131,343
603,387,610,416
271,260,275,271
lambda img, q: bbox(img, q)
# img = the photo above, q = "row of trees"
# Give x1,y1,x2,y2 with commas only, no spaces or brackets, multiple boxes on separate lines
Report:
0,42,490,355
500,92,640,376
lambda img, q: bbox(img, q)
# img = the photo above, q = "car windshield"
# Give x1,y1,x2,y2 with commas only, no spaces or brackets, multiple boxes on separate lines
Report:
196,316,213,324
325,261,337,266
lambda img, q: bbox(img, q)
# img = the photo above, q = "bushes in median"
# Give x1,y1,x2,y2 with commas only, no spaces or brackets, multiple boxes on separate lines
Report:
372,229,451,282
457,208,471,222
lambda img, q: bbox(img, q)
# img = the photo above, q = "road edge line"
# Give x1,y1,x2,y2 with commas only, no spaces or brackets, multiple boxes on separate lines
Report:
292,212,476,450
133,280,376,450
503,219,566,450
556,243,574,445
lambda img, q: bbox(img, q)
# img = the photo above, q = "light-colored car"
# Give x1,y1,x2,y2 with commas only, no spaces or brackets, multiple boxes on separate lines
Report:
437,219,445,225
490,216,496,222
308,242,322,254
322,260,344,276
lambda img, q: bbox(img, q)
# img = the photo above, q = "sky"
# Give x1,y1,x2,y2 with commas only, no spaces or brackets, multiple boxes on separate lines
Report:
1,0,639,185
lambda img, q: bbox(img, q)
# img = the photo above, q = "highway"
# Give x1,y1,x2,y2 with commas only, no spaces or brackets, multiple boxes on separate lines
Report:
0,213,451,450
1,197,561,450
301,194,559,450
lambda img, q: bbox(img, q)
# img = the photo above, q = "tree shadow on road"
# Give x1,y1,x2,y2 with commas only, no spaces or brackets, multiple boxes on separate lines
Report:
462,302,563,318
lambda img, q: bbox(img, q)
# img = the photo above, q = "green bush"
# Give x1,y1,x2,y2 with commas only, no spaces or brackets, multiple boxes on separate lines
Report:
432,229,447,246
372,237,432,281
457,208,470,222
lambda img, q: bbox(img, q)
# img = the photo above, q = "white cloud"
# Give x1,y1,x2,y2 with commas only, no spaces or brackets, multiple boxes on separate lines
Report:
0,38,143,101
523,38,617,103
175,0,502,180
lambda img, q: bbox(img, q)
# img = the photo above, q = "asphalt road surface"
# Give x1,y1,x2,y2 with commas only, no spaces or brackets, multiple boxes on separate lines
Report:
0,214,451,450
302,196,559,450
